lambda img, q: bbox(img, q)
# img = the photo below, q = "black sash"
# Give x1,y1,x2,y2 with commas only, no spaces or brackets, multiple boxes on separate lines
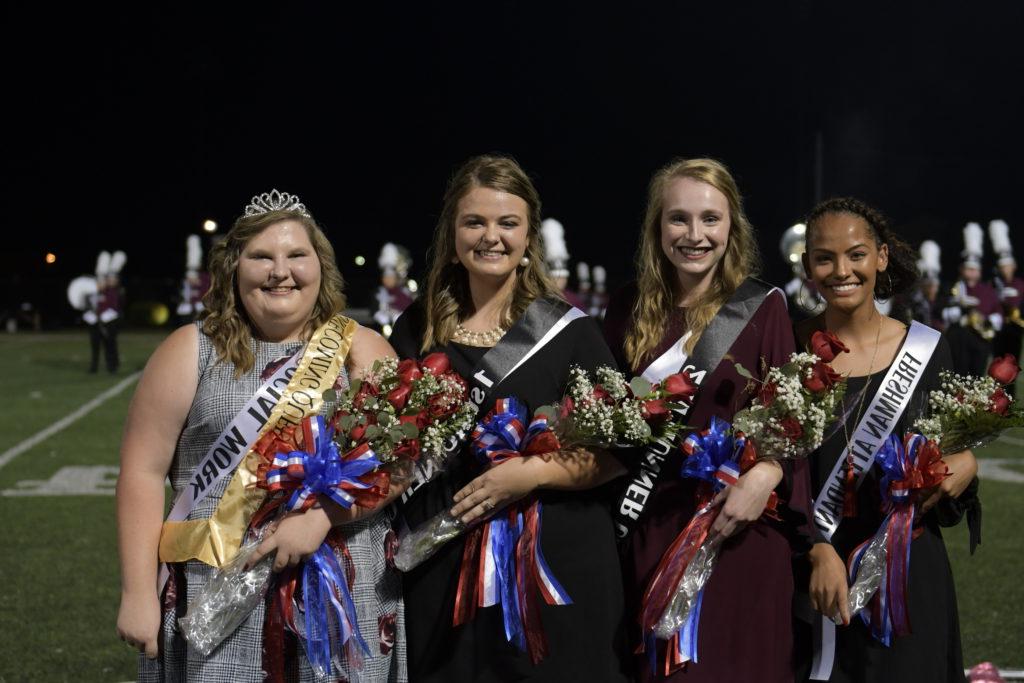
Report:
613,278,777,538
398,297,585,527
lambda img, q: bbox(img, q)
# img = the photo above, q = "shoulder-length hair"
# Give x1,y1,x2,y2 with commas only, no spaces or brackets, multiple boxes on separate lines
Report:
199,208,346,377
420,155,560,352
625,158,762,369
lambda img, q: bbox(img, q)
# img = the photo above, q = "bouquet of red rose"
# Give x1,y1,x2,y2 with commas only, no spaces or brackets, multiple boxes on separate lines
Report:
180,353,477,679
639,331,848,673
912,354,1024,455
393,366,696,664
395,365,696,574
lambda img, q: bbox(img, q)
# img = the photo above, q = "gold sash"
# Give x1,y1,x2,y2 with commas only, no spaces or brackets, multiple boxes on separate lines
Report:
158,315,358,568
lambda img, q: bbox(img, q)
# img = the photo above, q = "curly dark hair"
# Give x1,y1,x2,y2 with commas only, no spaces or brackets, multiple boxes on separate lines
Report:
805,197,919,300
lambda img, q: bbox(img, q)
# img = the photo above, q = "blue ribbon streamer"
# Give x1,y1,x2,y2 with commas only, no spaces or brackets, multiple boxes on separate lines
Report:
301,543,370,677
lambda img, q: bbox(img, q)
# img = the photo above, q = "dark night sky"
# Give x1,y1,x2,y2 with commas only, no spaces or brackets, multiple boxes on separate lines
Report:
6,2,1023,324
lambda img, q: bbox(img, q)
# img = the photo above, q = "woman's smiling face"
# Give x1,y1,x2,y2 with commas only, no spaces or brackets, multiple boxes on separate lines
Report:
804,212,889,313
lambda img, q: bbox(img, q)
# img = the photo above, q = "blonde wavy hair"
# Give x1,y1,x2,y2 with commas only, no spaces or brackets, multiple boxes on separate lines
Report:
624,158,761,369
420,155,560,352
199,208,346,377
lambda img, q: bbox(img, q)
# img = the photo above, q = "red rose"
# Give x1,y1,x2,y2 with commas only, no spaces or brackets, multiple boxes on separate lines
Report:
642,398,670,422
387,384,411,410
559,396,575,419
592,385,612,403
394,438,421,461
779,417,803,441
399,412,427,431
397,359,423,384
810,330,850,362
349,414,377,442
988,387,1011,416
421,352,451,376
353,381,380,409
988,354,1020,385
758,382,778,407
803,360,842,393
663,371,698,402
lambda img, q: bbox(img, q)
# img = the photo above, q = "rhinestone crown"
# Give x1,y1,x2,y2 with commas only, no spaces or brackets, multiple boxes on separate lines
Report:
244,189,310,218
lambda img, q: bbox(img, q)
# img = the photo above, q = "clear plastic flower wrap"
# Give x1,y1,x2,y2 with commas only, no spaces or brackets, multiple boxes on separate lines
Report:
653,515,723,639
845,525,889,618
394,509,466,572
179,533,275,656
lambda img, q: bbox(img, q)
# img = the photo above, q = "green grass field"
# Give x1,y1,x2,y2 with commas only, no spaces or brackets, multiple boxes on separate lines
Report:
0,331,1021,682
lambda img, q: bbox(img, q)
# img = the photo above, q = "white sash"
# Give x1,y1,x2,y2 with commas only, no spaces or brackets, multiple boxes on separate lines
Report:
808,321,941,681
640,331,693,384
165,351,301,524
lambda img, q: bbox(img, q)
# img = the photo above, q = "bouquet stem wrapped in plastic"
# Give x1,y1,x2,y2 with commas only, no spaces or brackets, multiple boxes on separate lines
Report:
179,534,276,656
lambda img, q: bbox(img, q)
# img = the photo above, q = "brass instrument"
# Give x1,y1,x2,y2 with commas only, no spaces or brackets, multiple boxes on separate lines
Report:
1009,308,1024,329
951,282,997,340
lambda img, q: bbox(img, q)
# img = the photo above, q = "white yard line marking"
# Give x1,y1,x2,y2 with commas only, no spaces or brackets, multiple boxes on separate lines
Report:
997,433,1024,447
0,371,141,471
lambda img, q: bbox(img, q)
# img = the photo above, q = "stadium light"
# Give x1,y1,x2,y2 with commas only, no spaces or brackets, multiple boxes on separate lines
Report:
45,253,56,264
203,219,218,233
354,255,366,266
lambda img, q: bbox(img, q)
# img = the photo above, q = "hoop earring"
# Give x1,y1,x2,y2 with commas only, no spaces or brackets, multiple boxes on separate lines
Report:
450,255,459,265
520,256,530,267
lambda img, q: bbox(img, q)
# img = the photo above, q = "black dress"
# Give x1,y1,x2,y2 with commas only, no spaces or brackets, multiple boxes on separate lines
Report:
794,336,972,683
389,300,629,683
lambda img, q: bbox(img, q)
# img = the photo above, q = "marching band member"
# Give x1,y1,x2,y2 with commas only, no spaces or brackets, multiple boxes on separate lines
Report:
943,223,1001,375
989,219,1024,396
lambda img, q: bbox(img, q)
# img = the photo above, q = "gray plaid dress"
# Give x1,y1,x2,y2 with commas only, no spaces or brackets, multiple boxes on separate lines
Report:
140,326,406,682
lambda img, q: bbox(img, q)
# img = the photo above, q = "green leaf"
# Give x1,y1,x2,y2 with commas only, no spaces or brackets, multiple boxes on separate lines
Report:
401,421,420,438
338,414,357,431
364,424,382,440
535,404,559,420
322,388,337,405
389,427,406,442
377,411,393,426
630,377,652,397
349,378,362,395
780,362,799,377
733,363,754,380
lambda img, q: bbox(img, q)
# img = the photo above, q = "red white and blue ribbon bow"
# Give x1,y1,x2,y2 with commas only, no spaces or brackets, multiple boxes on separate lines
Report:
266,415,382,511
846,432,947,645
639,416,744,672
453,397,571,665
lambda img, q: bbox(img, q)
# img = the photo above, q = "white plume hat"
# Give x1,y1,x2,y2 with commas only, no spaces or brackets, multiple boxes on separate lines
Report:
961,222,983,269
186,235,202,273
918,240,941,282
95,251,111,277
541,218,570,277
109,250,127,275
989,219,1015,267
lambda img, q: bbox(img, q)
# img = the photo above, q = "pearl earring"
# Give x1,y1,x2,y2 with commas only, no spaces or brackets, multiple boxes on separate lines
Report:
520,256,530,267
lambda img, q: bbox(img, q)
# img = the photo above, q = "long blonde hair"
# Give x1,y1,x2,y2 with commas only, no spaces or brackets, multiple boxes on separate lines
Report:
200,208,346,376
420,155,560,352
624,158,761,369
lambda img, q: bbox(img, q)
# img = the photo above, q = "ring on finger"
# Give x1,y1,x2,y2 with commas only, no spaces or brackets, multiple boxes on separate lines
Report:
482,499,494,511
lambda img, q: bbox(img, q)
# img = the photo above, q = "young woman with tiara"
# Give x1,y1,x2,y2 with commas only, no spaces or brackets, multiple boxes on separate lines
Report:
117,191,407,682
388,155,629,682
603,158,812,681
793,197,978,683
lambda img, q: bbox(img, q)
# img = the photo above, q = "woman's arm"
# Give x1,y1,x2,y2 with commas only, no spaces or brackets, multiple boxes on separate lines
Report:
450,447,626,524
918,448,978,513
116,325,200,658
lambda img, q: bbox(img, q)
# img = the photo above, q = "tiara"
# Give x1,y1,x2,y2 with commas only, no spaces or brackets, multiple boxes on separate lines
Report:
244,189,310,217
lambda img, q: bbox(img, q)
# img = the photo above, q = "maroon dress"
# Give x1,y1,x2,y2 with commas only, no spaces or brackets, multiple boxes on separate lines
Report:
604,283,813,683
